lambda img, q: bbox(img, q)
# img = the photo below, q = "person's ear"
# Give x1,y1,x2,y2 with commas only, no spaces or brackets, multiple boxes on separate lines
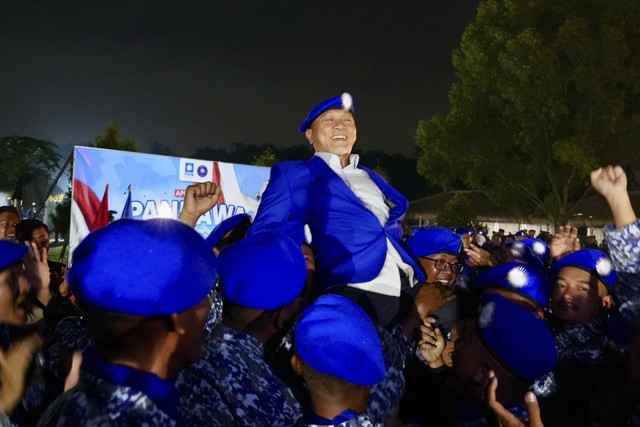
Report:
273,301,301,331
166,313,186,336
272,307,287,330
602,294,613,310
305,129,313,145
291,353,303,376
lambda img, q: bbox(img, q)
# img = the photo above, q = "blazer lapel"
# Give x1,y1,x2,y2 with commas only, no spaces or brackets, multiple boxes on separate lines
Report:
306,156,367,208
360,165,408,224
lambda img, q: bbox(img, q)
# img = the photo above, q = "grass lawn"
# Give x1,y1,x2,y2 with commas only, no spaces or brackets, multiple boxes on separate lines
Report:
48,243,69,266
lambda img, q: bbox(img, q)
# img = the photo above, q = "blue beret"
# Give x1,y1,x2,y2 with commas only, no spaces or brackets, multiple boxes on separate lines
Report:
506,238,550,270
205,214,251,249
298,93,355,133
295,294,385,385
550,249,617,289
476,230,486,236
477,262,550,308
68,219,217,316
477,293,557,381
407,227,462,257
218,231,306,310
0,241,27,271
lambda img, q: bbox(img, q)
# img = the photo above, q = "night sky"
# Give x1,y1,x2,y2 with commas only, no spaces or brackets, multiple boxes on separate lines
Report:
1,1,479,159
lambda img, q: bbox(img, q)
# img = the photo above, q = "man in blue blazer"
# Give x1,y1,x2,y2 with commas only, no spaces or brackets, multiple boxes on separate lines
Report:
249,93,425,327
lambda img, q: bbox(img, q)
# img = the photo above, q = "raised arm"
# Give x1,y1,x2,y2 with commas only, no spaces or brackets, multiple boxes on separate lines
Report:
591,165,635,229
593,166,640,276
178,181,221,228
549,225,580,262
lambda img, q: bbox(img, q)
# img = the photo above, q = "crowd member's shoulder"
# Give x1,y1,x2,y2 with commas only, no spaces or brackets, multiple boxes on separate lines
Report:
271,159,308,174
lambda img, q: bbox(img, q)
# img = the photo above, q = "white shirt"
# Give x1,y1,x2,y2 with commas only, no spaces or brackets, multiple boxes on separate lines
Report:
314,152,414,296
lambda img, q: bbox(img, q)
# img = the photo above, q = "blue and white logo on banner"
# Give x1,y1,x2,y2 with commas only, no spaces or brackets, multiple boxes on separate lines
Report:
179,158,213,182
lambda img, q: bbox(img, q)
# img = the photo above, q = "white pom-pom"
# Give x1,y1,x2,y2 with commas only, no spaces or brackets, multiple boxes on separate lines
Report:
341,92,353,110
507,266,529,289
596,257,612,277
532,241,546,256
304,224,313,245
510,243,524,258
479,302,495,328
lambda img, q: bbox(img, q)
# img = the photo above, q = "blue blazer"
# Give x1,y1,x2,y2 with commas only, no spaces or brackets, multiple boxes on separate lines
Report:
249,156,424,291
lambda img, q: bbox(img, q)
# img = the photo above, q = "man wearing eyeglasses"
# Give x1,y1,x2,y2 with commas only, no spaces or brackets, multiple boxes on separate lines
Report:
406,227,464,334
407,228,464,297
401,227,465,424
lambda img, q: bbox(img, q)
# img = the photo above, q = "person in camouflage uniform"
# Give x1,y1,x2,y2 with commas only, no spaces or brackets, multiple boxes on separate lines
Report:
40,218,218,426
291,294,386,427
177,230,307,426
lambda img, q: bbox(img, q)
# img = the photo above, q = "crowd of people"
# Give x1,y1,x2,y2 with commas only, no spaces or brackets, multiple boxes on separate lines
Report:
0,93,639,426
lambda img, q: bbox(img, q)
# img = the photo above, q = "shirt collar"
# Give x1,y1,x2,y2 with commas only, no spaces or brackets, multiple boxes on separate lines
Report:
314,152,360,170
305,409,360,424
83,349,183,422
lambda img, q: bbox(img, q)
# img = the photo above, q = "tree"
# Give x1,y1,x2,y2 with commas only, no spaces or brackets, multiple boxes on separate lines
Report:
49,192,70,239
416,0,640,226
0,136,62,184
252,145,278,167
148,140,176,157
88,122,140,152
435,193,482,230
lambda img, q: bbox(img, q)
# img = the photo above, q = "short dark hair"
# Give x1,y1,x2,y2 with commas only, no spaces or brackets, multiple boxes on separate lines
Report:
215,217,252,251
296,353,362,395
16,219,49,243
75,298,162,352
0,206,18,216
221,297,276,331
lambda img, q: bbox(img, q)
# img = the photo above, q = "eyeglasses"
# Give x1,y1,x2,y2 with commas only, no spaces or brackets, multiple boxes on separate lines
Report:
420,257,464,273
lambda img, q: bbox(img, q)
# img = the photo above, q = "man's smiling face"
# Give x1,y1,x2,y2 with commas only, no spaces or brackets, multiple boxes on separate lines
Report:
305,108,356,160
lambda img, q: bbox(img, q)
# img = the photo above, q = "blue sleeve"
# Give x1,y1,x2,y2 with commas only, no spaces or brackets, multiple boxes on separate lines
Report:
248,163,305,243
603,219,640,274
603,220,640,346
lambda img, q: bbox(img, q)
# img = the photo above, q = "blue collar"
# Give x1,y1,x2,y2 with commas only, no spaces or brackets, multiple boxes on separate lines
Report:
83,350,183,423
306,409,360,424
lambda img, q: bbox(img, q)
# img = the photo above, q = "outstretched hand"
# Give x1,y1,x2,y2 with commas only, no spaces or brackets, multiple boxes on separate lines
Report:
465,244,493,267
549,225,580,261
178,181,221,227
418,316,446,368
485,371,543,427
402,284,454,340
0,333,43,415
24,241,51,306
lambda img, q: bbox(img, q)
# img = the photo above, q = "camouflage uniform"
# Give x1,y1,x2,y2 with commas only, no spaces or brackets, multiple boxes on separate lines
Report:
367,325,410,423
204,285,224,333
604,220,640,323
300,410,381,427
49,351,183,426
3,316,91,426
177,323,302,426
